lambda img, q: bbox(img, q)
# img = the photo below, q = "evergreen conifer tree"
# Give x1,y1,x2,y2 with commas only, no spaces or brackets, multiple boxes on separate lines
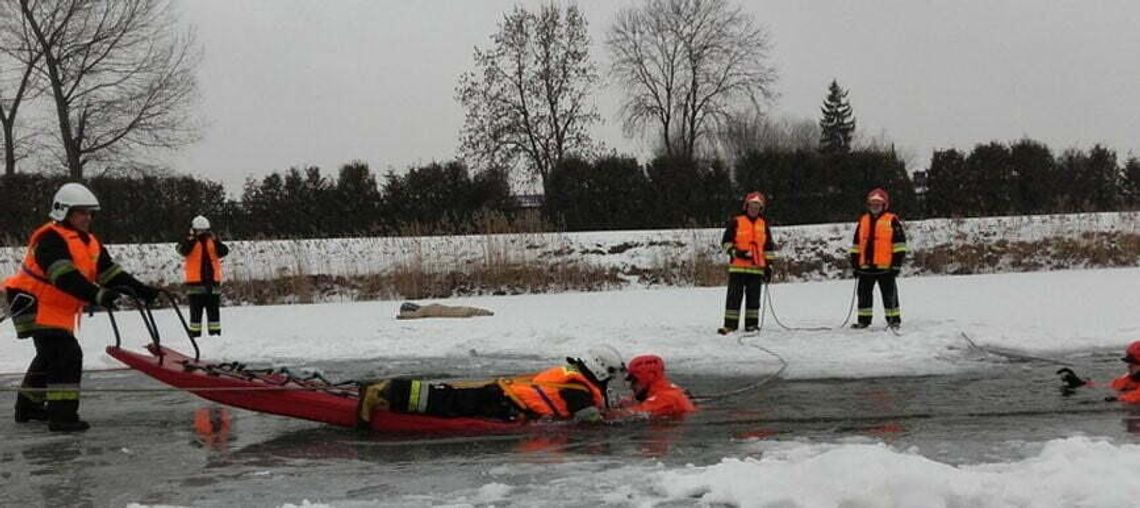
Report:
818,79,856,153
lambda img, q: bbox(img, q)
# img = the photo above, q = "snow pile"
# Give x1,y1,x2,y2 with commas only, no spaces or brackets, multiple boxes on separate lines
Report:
649,436,1140,507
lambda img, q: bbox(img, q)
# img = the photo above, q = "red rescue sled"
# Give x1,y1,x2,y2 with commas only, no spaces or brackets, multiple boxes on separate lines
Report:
106,344,530,434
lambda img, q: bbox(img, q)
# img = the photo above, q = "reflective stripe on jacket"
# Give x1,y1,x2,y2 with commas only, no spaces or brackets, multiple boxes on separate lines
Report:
4,223,101,333
183,237,223,284
499,366,605,419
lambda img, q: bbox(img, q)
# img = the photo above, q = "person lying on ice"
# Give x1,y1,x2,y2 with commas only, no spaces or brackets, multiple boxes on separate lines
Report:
357,346,625,426
1057,341,1140,403
606,354,696,420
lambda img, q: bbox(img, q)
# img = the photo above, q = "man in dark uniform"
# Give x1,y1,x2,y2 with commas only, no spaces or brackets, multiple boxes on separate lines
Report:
718,192,777,335
6,182,159,431
177,215,229,337
849,188,908,330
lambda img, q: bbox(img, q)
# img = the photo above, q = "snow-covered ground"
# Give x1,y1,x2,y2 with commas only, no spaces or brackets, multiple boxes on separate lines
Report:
3,267,1136,379
3,211,1137,286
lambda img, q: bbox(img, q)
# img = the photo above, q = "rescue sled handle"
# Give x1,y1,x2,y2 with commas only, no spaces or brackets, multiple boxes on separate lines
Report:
106,288,201,363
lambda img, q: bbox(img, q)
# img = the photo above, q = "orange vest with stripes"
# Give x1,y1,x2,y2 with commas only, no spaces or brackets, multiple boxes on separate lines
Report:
730,215,769,269
183,237,222,284
856,213,898,269
500,366,605,419
4,223,101,333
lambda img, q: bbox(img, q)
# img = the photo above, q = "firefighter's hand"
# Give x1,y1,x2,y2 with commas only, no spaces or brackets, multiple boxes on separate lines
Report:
96,288,122,310
1057,368,1087,389
134,284,161,305
762,268,773,283
890,266,901,275
733,248,753,259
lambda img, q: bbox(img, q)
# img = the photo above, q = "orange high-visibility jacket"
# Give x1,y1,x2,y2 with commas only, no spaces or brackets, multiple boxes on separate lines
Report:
183,237,223,284
4,223,101,333
500,366,606,419
723,215,776,274
850,212,907,270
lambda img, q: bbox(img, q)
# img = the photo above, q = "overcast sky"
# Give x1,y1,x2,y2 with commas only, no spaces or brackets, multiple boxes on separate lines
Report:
171,0,1140,190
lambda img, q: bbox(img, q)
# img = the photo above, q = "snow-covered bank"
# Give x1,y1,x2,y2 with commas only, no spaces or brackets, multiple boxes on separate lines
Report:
3,212,1136,287
2,267,1137,379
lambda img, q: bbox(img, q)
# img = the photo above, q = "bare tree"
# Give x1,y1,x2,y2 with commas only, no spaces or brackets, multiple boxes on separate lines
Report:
0,0,42,176
715,111,818,164
608,0,776,162
457,4,600,188
17,0,199,178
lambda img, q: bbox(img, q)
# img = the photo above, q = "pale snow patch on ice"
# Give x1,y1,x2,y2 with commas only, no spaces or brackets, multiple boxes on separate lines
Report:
650,436,1140,508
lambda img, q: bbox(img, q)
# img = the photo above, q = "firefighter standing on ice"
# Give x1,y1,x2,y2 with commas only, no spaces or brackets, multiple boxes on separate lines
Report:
5,182,160,432
718,192,777,335
849,188,908,329
177,215,228,337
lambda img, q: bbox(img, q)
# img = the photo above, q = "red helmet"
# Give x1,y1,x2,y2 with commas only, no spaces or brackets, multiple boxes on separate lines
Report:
742,191,766,210
1123,341,1140,364
627,354,665,386
866,188,890,209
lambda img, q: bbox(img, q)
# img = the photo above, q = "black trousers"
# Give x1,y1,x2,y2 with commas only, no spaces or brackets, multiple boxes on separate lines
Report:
385,379,519,420
188,287,222,336
857,271,901,325
723,272,763,330
18,329,83,420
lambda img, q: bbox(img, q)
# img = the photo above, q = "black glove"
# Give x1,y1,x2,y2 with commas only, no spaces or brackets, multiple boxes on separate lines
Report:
733,248,753,260
96,288,121,310
762,267,773,283
134,284,161,304
1057,368,1087,389
890,266,901,275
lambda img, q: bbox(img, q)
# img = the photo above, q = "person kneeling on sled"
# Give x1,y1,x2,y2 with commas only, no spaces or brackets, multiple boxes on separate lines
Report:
607,354,695,420
1057,340,1140,403
849,188,907,330
719,191,778,335
356,346,625,427
6,183,160,432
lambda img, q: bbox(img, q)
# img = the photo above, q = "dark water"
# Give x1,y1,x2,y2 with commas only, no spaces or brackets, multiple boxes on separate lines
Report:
2,350,1138,507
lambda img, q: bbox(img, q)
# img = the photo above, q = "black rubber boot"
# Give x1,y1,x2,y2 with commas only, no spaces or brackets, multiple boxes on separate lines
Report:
14,394,49,423
47,400,90,432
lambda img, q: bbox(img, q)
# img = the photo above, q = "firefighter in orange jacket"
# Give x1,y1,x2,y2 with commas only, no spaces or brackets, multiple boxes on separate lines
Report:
177,215,229,337
1058,341,1140,404
5,183,159,432
608,354,695,419
718,192,777,335
849,188,908,329
357,346,625,425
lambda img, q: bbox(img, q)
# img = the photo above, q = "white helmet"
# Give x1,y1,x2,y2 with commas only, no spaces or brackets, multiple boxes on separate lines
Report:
191,215,211,230
571,345,626,382
49,182,100,221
